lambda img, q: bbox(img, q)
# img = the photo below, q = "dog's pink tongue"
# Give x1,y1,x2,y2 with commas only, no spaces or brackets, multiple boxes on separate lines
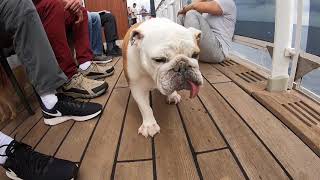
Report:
188,80,200,99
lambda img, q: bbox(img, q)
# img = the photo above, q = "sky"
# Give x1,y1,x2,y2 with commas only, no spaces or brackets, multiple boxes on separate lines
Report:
127,0,150,11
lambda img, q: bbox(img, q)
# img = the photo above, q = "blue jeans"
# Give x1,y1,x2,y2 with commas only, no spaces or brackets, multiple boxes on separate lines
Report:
88,12,103,56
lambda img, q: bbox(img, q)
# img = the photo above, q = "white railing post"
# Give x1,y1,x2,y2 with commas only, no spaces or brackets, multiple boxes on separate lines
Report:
288,0,303,89
267,0,295,92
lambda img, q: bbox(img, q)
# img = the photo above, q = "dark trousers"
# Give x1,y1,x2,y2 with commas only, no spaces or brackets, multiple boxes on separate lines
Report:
0,0,67,95
99,13,119,43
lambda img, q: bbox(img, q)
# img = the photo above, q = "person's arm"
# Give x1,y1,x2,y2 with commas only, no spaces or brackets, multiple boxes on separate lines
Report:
179,1,223,16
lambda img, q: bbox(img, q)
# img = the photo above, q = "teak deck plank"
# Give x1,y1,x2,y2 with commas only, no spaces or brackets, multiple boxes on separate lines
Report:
197,149,245,180
178,91,226,152
199,63,231,84
253,90,320,157
199,80,288,180
114,161,153,180
215,82,320,179
11,108,42,139
78,88,130,180
55,61,123,162
153,91,199,180
117,96,152,161
21,117,50,148
35,121,73,156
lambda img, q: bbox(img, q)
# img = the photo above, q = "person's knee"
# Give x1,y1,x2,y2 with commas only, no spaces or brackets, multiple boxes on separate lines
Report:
89,13,100,23
185,10,201,18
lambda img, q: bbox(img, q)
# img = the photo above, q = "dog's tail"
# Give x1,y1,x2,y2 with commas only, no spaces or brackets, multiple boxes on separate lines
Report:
0,65,9,88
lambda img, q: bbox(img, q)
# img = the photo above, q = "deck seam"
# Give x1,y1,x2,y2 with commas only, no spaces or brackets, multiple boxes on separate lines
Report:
204,76,293,179
53,122,76,157
150,92,157,180
117,158,153,163
110,92,131,179
195,146,229,155
210,81,232,85
176,105,204,180
197,94,250,180
32,126,52,150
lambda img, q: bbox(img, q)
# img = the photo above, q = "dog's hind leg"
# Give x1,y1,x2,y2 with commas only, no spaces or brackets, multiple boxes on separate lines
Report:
131,85,160,138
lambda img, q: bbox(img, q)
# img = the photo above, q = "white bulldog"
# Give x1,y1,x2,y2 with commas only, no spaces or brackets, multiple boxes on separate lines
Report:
122,18,203,138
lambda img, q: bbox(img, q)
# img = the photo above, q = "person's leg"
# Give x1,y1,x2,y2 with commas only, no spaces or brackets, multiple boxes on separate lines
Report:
35,0,78,79
178,10,225,63
99,13,120,54
88,12,104,56
0,0,67,95
1,0,103,128
68,7,94,65
87,11,94,53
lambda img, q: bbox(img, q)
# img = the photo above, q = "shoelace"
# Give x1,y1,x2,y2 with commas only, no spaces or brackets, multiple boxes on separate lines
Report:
0,141,51,178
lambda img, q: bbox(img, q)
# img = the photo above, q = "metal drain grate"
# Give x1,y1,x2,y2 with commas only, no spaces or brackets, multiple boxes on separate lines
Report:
282,101,320,127
236,71,267,83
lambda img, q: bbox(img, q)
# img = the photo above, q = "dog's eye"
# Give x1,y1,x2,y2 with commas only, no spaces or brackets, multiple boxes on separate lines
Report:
152,57,167,63
192,52,199,59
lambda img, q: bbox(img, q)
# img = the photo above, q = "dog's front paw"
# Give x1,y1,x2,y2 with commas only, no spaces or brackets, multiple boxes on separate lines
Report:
138,122,160,138
166,92,181,105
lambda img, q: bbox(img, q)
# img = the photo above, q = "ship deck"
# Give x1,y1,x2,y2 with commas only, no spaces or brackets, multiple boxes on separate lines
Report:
1,57,320,180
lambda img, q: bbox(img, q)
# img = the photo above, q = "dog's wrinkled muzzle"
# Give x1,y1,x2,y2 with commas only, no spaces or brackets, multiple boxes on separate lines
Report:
158,57,203,97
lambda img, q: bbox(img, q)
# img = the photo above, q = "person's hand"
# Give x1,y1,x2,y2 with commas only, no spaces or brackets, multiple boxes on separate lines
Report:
63,0,82,14
177,9,186,15
75,10,83,24
178,4,194,16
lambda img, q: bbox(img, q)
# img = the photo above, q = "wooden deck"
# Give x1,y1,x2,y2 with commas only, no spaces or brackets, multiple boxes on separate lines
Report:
1,57,320,180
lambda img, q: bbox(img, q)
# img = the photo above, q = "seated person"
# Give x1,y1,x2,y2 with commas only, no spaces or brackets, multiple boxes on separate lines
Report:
0,0,103,179
99,10,122,56
34,0,115,98
81,0,122,57
178,0,236,63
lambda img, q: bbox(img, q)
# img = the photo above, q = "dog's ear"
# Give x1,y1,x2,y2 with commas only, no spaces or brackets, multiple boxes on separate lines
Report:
130,29,144,46
188,27,202,46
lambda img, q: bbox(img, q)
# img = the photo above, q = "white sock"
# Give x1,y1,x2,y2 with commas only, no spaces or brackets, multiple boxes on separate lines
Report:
79,61,92,71
40,92,58,110
0,132,14,165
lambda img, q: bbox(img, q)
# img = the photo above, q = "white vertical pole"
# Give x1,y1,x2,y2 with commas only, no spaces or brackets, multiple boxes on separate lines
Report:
267,0,295,92
288,0,303,89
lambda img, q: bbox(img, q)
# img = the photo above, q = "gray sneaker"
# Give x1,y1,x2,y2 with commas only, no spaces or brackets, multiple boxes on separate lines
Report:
61,73,108,99
93,54,113,64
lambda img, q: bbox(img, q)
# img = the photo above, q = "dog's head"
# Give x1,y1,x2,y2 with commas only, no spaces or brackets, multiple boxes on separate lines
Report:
130,18,203,98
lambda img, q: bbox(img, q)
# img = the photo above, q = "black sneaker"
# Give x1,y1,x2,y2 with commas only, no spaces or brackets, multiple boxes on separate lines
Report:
1,140,78,180
40,94,103,126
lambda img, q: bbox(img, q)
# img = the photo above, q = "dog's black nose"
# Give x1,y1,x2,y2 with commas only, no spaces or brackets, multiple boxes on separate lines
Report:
174,61,190,73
